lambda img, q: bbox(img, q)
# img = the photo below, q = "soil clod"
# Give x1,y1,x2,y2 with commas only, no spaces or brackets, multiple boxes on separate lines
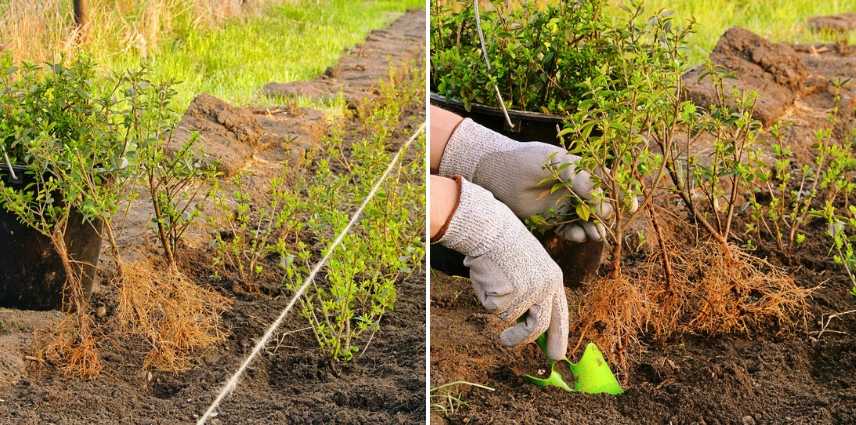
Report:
808,13,856,33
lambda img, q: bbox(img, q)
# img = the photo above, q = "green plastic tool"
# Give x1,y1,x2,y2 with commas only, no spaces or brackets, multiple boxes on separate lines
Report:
523,334,623,395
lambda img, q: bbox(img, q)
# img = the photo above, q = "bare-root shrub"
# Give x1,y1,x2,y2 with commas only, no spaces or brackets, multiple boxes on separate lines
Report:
117,259,230,371
25,227,103,378
34,237,102,379
574,207,811,376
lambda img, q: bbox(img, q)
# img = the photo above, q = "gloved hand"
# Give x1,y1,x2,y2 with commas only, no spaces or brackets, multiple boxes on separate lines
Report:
436,177,569,360
438,118,616,243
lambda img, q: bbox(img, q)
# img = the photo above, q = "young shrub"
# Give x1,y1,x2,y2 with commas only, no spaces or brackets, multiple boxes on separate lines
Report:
815,126,856,293
286,67,425,362
143,135,217,270
292,145,423,362
122,72,220,270
537,6,690,369
556,5,691,277
659,68,810,334
211,174,305,292
0,58,144,377
748,82,854,255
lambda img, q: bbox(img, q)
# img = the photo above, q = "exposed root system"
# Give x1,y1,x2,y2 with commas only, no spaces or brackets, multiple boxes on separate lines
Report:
572,274,653,377
117,259,231,371
574,222,811,377
32,229,103,379
683,242,810,334
35,313,102,379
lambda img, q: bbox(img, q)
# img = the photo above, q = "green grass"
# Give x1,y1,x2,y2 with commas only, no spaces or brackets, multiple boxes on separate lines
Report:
627,0,856,64
102,0,423,111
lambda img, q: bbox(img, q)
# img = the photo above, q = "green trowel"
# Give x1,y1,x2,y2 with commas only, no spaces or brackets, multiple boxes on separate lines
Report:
523,334,623,395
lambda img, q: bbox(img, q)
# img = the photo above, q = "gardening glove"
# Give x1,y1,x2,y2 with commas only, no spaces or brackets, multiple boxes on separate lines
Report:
438,118,619,243
435,177,569,360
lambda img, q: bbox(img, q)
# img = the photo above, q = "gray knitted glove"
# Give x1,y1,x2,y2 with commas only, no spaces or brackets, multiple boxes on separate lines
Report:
438,118,611,242
437,178,569,360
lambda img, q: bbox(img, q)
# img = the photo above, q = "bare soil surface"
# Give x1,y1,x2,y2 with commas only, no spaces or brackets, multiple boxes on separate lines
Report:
431,29,856,425
0,9,425,424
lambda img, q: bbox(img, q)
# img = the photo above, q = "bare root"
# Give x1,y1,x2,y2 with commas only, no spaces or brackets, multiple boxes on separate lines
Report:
573,223,811,376
32,228,103,378
572,274,653,377
117,259,231,371
684,242,811,334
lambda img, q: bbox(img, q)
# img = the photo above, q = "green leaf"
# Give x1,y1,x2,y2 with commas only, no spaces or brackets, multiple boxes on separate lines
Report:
576,202,591,222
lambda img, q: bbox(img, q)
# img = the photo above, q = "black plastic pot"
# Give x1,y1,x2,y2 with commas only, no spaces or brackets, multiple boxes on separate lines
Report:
0,165,103,310
431,93,603,287
430,93,566,144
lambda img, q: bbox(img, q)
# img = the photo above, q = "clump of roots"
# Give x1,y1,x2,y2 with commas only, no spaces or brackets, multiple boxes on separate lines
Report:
117,259,231,371
679,241,811,335
33,232,102,379
36,311,102,379
573,220,811,376
572,274,654,376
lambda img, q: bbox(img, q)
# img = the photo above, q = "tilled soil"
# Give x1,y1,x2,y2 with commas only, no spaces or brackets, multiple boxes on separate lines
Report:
431,28,856,425
431,263,856,425
0,8,426,425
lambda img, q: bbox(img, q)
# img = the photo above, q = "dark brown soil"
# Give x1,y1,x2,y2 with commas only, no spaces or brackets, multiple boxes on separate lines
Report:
0,8,426,425
431,257,856,425
432,30,856,425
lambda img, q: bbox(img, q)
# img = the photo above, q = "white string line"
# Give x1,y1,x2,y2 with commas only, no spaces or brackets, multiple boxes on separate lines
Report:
197,123,424,424
473,0,514,129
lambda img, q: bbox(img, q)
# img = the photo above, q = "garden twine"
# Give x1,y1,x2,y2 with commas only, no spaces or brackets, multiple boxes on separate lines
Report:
473,0,514,129
197,123,425,424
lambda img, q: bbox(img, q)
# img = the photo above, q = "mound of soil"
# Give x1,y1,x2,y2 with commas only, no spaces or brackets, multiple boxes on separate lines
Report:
264,10,426,108
809,13,856,33
431,29,856,425
683,27,808,126
172,94,328,177
683,27,856,168
0,8,426,424
172,93,262,177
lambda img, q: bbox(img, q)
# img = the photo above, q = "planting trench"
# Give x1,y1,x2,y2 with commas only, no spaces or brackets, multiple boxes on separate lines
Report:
0,9,425,424
431,27,856,425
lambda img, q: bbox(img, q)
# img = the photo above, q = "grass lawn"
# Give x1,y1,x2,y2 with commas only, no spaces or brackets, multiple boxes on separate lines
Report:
101,0,423,110
630,0,856,64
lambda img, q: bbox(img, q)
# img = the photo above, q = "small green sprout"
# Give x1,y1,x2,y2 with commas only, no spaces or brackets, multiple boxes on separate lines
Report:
430,381,495,417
